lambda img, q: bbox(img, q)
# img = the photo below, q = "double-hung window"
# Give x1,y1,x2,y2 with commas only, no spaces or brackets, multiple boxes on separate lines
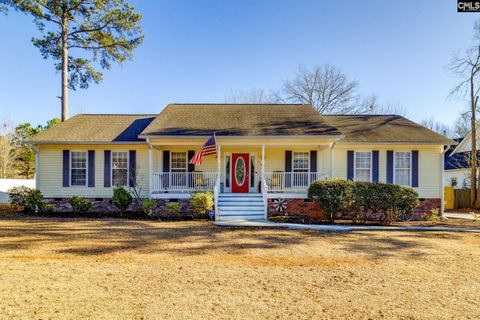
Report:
354,152,372,182
394,151,411,186
292,152,309,186
171,152,187,186
70,151,87,186
112,151,129,186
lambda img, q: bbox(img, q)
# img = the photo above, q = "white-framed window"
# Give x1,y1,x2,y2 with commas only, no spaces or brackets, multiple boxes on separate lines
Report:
354,151,372,182
394,151,411,186
112,151,129,186
171,152,187,173
70,151,87,186
292,152,309,172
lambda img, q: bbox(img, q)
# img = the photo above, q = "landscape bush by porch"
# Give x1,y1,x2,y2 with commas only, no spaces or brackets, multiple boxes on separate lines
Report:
141,198,157,217
8,186,52,214
307,179,353,223
112,187,133,215
189,192,214,219
7,186,34,210
68,196,92,214
308,179,419,225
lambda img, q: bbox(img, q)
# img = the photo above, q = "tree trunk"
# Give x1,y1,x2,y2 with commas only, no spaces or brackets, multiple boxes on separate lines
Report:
61,12,68,122
471,79,477,208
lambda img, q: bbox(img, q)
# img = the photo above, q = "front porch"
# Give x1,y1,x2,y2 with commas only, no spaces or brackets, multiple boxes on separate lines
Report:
147,139,333,198
150,171,328,196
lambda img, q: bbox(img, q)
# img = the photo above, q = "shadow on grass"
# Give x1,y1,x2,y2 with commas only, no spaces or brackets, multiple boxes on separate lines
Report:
0,215,466,259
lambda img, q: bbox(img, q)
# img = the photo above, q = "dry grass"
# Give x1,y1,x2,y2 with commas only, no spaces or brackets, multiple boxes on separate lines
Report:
0,216,479,319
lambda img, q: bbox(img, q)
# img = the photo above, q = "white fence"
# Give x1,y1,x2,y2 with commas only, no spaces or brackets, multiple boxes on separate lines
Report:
264,172,327,193
0,179,35,203
151,172,218,193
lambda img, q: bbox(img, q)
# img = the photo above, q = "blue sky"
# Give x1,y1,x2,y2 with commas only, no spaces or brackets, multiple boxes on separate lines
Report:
0,0,477,127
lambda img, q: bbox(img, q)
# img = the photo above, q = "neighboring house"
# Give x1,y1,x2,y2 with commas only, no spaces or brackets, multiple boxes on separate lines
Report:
29,104,453,220
444,138,472,189
0,179,36,203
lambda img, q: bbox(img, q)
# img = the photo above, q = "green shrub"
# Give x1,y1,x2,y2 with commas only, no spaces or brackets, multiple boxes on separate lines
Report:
69,196,91,214
8,186,34,210
307,179,353,223
44,204,55,214
423,208,440,221
166,202,182,218
112,187,132,214
24,189,45,213
308,179,419,225
190,192,214,219
141,198,157,216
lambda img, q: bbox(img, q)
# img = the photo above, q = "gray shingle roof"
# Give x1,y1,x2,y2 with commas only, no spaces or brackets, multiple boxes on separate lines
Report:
29,105,455,145
323,115,454,144
30,114,156,143
140,104,341,136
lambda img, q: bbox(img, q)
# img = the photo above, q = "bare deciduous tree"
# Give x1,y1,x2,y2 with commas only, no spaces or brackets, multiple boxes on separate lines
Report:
453,112,473,138
373,102,407,116
449,20,480,207
421,118,453,138
0,120,16,179
225,88,273,104
277,64,377,114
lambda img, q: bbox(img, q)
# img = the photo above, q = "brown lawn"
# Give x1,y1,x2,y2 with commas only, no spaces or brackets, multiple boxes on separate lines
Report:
0,215,479,319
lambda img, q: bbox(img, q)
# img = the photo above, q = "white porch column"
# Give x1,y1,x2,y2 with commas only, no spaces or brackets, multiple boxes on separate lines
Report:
261,144,265,180
148,142,153,196
217,144,221,181
329,142,335,179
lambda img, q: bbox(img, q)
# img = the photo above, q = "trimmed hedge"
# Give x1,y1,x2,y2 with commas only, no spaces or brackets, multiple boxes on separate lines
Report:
308,179,419,225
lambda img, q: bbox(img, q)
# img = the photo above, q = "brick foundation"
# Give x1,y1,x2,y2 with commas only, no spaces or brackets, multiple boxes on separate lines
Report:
268,198,327,220
268,197,442,221
415,198,441,215
44,198,193,219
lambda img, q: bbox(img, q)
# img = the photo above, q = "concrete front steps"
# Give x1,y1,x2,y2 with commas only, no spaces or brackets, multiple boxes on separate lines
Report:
217,193,265,221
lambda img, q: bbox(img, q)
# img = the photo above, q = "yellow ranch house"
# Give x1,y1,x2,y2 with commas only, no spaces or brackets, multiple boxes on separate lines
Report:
30,104,453,221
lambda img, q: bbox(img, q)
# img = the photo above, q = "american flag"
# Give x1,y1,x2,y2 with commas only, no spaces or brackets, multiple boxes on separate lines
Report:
189,134,217,165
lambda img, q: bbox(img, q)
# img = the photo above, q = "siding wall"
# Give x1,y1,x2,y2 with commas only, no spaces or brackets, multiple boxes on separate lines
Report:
38,144,150,198
332,144,444,199
37,143,444,199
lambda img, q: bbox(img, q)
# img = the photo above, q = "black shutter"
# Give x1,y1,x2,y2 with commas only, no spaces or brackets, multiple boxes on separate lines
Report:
372,150,379,183
188,150,195,172
88,150,95,187
347,150,354,181
104,150,111,187
188,150,195,188
163,151,170,188
62,150,70,187
129,150,136,188
386,150,394,184
285,150,292,188
310,150,317,181
412,150,419,187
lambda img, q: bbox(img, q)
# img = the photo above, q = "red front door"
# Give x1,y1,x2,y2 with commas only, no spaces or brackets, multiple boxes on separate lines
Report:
232,153,249,193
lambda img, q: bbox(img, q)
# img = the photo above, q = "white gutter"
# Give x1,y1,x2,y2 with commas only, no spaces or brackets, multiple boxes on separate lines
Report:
31,145,40,190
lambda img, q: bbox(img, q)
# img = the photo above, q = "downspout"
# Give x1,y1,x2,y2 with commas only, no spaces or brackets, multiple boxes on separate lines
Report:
32,145,40,189
441,145,447,219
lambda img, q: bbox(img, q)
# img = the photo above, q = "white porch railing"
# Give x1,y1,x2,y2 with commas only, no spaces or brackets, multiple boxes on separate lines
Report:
213,176,220,220
152,172,218,193
264,172,327,193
